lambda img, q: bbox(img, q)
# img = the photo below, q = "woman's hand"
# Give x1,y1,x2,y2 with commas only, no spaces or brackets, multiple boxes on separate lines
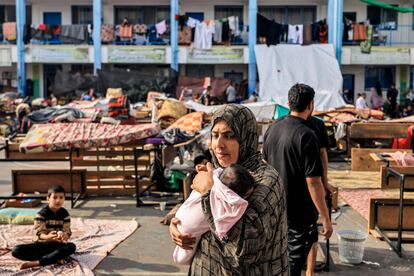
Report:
170,218,196,250
191,162,214,195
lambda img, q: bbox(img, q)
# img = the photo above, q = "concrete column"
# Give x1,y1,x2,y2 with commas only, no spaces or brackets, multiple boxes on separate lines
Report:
328,0,343,64
93,0,102,75
248,0,257,96
170,0,179,71
16,0,26,95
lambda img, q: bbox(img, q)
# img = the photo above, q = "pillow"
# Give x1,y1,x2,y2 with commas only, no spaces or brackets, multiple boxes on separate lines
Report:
0,208,39,225
167,112,203,135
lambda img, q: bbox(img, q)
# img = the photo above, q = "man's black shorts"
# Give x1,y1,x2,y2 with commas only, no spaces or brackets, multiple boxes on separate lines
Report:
287,223,319,276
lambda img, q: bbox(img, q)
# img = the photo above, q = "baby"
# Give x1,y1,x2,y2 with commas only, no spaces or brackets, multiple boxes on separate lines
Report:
173,164,255,265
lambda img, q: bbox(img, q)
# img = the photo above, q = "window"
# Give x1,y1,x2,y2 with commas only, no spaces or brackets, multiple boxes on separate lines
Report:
367,5,398,30
258,6,316,25
114,6,143,25
186,65,214,78
114,6,169,25
0,5,32,24
72,6,92,25
215,6,243,25
365,66,395,90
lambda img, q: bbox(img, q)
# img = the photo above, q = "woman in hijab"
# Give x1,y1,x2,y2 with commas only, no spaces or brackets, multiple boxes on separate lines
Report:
170,104,289,275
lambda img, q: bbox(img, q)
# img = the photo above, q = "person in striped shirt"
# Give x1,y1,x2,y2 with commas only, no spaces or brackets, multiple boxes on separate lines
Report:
12,185,76,270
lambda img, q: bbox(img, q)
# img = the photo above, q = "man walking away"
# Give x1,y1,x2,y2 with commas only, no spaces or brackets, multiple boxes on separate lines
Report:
226,82,237,104
263,83,333,276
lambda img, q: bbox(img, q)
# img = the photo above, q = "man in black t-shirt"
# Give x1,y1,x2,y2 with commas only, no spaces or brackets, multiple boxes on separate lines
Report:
306,116,337,275
263,84,333,276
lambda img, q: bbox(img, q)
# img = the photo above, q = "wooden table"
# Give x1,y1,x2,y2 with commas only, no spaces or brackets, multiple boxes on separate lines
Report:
370,152,414,257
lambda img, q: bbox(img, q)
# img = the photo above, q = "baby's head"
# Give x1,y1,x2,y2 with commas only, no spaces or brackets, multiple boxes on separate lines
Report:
219,164,255,199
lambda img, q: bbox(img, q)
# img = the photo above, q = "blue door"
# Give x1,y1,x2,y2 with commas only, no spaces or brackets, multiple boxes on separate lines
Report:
43,12,62,25
185,12,204,22
43,12,62,43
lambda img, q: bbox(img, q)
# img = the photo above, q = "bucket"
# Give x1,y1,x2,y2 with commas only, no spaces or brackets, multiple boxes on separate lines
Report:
337,230,368,264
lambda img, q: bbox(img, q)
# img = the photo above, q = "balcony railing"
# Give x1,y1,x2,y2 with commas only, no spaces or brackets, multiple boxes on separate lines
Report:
343,24,414,46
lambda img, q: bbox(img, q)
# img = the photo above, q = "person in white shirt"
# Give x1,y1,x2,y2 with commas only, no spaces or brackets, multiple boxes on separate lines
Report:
226,82,237,103
355,93,368,110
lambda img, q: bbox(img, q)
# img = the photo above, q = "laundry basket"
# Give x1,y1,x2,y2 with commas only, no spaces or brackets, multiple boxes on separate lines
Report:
337,230,368,264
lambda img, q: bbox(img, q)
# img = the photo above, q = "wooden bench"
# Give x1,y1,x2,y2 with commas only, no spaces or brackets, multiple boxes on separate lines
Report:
0,169,87,208
71,142,154,206
351,148,412,171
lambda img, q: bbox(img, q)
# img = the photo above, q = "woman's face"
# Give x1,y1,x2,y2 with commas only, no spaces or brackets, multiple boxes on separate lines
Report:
211,120,240,167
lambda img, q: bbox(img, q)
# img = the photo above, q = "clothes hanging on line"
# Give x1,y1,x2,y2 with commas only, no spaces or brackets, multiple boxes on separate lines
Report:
193,21,215,50
288,24,303,45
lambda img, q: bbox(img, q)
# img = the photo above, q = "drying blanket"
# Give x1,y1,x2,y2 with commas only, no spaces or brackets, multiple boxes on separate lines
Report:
19,122,160,153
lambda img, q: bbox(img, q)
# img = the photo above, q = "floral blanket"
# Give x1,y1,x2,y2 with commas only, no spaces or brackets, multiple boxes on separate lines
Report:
19,122,160,153
0,218,139,275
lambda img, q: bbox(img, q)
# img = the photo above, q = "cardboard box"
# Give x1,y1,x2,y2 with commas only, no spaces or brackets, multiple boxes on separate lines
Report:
5,199,41,208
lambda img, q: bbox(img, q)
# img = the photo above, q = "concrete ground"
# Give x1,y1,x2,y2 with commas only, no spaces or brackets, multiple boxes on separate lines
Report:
0,158,414,275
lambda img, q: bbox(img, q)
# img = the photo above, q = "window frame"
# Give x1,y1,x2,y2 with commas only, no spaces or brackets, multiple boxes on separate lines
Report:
364,66,396,90
114,5,170,25
214,5,244,25
367,5,398,30
258,5,317,25
71,5,93,25
0,5,32,24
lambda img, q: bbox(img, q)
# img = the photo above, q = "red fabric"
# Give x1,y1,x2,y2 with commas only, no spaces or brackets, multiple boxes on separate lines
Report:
39,24,46,31
391,125,414,149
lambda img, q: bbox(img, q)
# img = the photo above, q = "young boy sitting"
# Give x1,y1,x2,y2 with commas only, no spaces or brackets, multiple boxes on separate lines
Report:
12,185,76,270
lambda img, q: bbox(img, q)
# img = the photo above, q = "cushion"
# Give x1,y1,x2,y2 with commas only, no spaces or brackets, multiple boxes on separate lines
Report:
167,112,203,135
157,100,187,121
0,208,39,225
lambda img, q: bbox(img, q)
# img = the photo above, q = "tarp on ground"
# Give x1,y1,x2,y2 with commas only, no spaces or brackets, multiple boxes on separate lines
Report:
255,44,346,111
176,76,231,103
184,100,277,121
98,69,177,103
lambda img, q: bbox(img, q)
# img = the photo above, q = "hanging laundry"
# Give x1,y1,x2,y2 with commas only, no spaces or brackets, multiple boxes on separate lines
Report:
288,24,303,44
101,24,114,43
119,24,133,40
3,22,17,41
179,26,192,44
303,24,312,45
187,17,199,28
228,16,240,36
193,21,215,50
134,24,147,34
222,21,230,43
214,21,223,43
156,20,167,35
360,25,373,54
311,22,320,42
239,25,249,44
319,20,328,43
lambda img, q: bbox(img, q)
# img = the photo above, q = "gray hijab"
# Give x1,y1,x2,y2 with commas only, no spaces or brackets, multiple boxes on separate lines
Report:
210,104,261,171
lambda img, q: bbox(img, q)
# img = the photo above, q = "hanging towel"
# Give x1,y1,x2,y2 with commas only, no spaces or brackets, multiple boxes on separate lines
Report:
101,24,114,42
303,24,312,45
228,16,240,36
288,24,303,44
193,21,215,50
134,24,147,34
178,26,192,44
3,22,17,41
214,21,223,43
156,20,167,35
186,17,199,28
119,24,133,39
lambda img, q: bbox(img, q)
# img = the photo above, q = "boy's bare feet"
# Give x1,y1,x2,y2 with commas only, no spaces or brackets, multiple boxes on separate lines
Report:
19,261,40,270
